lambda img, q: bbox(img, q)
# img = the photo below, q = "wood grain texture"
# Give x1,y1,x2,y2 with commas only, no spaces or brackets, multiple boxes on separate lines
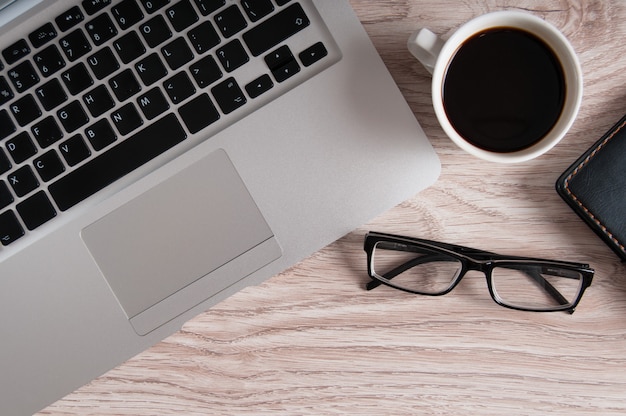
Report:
40,1,626,415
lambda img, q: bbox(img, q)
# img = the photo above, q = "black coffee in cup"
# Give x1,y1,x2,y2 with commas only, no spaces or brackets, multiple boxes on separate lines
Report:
442,28,565,153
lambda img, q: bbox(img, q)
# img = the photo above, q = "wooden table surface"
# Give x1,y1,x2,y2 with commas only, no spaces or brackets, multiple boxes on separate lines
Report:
41,1,626,414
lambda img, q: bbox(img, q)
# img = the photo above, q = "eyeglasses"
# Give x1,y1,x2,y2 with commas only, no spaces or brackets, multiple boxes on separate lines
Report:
364,232,594,313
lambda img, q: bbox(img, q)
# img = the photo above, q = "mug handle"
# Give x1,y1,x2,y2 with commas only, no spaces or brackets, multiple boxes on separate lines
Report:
407,28,445,74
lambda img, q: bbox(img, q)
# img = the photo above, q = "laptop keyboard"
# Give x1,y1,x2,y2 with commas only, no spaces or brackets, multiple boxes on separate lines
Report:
0,0,335,248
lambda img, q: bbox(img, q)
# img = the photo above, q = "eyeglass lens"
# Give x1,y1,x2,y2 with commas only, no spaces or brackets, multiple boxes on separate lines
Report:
372,242,462,294
490,264,583,310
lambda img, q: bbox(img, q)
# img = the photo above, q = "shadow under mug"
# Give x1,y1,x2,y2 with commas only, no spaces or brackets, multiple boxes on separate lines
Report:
409,11,583,163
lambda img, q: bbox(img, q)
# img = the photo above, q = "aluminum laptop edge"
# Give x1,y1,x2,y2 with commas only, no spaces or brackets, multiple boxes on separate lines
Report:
0,0,440,414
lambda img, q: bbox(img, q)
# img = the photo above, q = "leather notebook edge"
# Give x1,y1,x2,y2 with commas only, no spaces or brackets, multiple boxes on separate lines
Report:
556,114,626,261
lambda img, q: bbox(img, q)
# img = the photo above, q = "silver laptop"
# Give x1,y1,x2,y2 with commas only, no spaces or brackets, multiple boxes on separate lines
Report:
0,0,440,413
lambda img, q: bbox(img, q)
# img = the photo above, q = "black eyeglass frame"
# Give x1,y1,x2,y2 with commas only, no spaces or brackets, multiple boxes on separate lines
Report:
364,232,594,313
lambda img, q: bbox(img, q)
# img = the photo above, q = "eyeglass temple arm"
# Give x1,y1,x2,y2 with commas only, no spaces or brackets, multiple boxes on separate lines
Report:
366,249,572,311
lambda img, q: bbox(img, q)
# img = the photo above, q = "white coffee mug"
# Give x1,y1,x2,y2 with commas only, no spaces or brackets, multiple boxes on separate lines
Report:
409,11,583,163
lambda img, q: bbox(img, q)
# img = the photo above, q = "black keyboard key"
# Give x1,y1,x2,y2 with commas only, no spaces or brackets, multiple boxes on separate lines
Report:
211,77,245,114
0,149,11,174
299,41,327,67
112,0,144,30
241,0,274,22
193,0,224,16
35,79,67,111
82,0,113,15
10,94,42,127
187,21,220,54
139,0,170,13
264,45,300,82
166,0,198,32
6,132,37,164
7,165,39,197
111,102,143,135
85,118,117,150
0,180,13,209
137,87,169,119
57,100,89,133
140,15,172,48
83,84,115,117
0,110,16,140
242,3,309,56
216,39,249,73
49,113,186,211
87,46,120,80
0,76,14,106
189,55,222,87
162,37,193,70
3,39,30,65
135,53,168,86
163,71,195,104
32,116,63,148
61,63,94,95
60,29,92,62
85,13,118,46
109,69,141,101
113,31,146,64
33,45,66,77
33,150,65,182
56,6,85,32
272,57,299,82
29,23,58,48
17,190,56,230
0,210,24,246
178,93,219,133
264,45,291,69
245,74,272,98
214,5,247,38
59,134,91,166
8,61,40,93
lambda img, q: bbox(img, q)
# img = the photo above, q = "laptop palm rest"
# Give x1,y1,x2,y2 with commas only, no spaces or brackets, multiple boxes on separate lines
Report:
81,149,282,335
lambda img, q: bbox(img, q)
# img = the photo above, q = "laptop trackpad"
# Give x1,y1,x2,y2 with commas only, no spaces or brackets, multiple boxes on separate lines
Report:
81,149,282,335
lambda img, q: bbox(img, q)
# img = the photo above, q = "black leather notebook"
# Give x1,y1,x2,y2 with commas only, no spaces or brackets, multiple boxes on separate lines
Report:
556,114,626,261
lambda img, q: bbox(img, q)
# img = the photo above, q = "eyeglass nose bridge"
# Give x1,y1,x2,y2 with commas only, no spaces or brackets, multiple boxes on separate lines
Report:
446,259,494,292
461,257,495,275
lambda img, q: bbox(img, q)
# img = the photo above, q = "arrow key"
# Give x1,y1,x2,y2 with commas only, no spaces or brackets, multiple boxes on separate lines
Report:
245,74,273,99
264,45,299,83
299,42,327,67
272,59,299,83
264,45,293,71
